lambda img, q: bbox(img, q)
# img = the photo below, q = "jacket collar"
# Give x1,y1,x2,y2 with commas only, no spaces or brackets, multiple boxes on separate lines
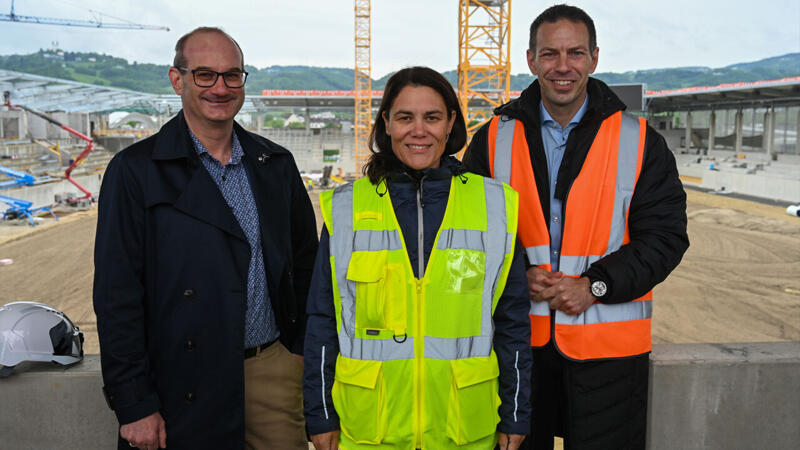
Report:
495,77,627,126
151,110,280,162
386,155,465,184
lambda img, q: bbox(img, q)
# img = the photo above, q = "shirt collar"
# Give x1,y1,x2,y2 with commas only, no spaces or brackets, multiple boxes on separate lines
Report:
539,94,590,129
189,130,244,165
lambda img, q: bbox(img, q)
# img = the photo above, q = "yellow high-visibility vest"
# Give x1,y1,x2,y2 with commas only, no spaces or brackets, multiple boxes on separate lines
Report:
321,174,518,449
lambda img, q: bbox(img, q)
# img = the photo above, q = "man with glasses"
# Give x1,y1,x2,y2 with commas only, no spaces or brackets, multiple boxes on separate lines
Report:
94,27,317,450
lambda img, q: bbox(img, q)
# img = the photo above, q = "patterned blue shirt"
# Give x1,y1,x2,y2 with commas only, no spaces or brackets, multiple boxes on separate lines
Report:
190,130,278,348
539,95,589,272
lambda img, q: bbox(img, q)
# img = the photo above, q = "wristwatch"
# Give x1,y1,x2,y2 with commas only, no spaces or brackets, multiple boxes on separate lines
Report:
590,279,608,298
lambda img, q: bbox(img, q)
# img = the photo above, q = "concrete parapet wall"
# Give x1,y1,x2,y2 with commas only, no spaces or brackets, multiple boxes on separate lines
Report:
701,170,800,202
648,342,800,450
0,355,118,449
0,342,797,449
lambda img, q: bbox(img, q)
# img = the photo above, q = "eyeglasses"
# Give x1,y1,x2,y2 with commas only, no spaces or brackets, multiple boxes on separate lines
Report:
176,66,248,88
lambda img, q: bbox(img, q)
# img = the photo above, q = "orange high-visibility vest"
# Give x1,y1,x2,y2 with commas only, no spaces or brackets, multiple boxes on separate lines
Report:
488,111,652,360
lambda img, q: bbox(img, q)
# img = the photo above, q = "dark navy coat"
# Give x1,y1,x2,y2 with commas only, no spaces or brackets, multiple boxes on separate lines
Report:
93,112,318,449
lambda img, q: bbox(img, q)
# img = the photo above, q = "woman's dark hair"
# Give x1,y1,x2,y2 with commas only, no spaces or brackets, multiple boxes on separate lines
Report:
363,66,467,183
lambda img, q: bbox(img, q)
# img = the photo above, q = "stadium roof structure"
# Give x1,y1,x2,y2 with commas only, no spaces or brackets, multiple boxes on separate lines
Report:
644,77,800,113
3,69,799,115
0,69,160,113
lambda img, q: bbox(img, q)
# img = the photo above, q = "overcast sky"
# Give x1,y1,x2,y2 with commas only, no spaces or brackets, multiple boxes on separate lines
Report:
1,0,798,78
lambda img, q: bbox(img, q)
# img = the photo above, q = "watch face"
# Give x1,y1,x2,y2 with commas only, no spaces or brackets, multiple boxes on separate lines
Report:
591,280,607,297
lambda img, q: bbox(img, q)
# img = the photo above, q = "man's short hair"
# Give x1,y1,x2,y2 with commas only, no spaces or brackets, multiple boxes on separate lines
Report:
529,4,597,53
173,27,244,69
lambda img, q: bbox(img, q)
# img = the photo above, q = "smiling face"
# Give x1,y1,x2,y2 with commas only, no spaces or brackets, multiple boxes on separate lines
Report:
528,19,598,124
168,31,245,127
382,85,456,171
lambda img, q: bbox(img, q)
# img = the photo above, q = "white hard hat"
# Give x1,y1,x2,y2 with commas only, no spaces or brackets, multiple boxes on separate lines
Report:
0,301,84,377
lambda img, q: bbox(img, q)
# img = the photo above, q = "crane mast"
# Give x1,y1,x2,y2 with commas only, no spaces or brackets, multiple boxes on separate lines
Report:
354,0,372,177
457,0,512,150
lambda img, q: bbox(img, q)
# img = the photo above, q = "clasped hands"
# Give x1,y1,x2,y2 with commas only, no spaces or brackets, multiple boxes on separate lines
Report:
527,266,595,315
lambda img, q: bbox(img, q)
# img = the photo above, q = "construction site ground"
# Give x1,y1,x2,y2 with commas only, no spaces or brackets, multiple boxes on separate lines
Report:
1,188,799,356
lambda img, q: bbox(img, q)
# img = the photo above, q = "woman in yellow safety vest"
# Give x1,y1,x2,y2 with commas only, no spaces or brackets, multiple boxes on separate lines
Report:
302,66,532,450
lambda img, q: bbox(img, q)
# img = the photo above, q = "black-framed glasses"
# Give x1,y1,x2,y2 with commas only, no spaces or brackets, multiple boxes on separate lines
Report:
176,66,248,88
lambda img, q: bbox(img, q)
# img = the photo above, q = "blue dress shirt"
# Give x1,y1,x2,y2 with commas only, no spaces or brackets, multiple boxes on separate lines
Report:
539,96,589,272
190,130,279,348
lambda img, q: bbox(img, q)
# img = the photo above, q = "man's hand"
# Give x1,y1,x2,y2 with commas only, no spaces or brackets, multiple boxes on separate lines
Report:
293,353,304,367
120,412,166,450
526,266,562,299
534,276,595,315
498,432,525,450
310,430,340,450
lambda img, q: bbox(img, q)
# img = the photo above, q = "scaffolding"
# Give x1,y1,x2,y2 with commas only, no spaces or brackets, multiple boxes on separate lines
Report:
457,0,512,148
354,0,372,177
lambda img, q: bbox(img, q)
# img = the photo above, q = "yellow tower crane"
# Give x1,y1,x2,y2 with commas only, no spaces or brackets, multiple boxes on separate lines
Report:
457,0,512,148
354,0,372,177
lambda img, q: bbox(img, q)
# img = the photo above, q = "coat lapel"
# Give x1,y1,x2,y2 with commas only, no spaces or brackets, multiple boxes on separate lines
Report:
148,112,247,242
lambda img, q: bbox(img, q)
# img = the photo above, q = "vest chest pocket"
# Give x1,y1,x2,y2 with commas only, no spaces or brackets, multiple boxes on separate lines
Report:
446,356,501,445
346,251,407,335
332,357,386,444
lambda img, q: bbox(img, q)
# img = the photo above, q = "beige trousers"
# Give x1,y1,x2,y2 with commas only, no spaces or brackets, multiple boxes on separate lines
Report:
244,340,307,450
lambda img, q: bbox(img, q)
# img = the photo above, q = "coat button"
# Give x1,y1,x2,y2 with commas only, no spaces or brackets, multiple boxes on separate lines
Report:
185,340,195,351
183,289,195,298
185,392,194,403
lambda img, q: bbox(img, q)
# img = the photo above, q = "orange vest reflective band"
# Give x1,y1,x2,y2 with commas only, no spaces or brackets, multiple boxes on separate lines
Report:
489,111,653,360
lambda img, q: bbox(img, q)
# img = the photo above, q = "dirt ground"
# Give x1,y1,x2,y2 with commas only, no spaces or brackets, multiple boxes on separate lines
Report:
1,189,798,356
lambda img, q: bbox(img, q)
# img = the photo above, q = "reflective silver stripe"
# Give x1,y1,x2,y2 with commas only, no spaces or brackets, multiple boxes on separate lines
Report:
607,113,641,253
513,350,520,422
353,229,403,252
493,116,514,184
436,228,486,251
321,345,328,420
330,184,356,344
339,335,415,361
555,300,652,325
559,254,601,277
526,245,551,267
424,336,492,360
483,178,508,338
529,300,550,316
558,114,642,277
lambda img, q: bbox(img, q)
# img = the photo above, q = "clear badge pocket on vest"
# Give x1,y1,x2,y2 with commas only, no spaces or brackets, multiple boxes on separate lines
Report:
332,356,386,444
446,356,501,445
346,251,407,338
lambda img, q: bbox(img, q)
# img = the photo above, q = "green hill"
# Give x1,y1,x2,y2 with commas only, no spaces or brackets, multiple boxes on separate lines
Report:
1,49,797,94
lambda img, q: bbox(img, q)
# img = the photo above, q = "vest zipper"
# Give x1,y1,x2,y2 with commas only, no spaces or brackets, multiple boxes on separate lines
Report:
416,177,425,278
414,279,424,448
415,177,425,447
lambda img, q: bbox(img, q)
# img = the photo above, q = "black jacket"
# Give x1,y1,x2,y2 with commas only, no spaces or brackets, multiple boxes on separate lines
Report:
302,156,532,436
464,78,688,303
93,112,318,449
